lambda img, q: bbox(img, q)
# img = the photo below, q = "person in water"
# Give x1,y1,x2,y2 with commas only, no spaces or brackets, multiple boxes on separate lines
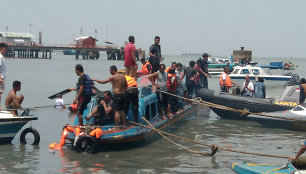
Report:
92,66,127,128
299,78,306,104
253,77,266,99
54,94,67,109
70,64,93,126
85,91,114,126
5,81,23,116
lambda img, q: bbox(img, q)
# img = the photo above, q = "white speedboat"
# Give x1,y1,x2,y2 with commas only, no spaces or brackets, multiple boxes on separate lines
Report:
229,65,292,81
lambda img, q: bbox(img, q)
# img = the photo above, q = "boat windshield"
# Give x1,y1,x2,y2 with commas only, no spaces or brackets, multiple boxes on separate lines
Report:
233,69,239,74
240,69,250,74
292,106,304,111
252,69,260,75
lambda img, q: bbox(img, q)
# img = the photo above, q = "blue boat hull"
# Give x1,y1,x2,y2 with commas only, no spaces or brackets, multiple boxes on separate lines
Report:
231,162,296,174
0,122,28,144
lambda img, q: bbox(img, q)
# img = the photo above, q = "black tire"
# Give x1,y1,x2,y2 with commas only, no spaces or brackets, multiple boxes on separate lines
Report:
75,136,97,154
20,127,40,145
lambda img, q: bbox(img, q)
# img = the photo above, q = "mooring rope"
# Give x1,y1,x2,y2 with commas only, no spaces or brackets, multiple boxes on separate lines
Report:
140,118,218,156
130,120,290,159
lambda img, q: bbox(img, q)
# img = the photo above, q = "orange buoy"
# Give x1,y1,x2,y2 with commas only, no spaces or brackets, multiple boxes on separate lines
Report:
68,103,77,113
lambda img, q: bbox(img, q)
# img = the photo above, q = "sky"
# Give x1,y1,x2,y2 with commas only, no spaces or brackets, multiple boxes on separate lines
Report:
2,0,306,58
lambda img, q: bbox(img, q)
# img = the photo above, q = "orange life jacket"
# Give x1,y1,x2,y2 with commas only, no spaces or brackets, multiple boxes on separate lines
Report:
89,128,103,138
167,73,177,92
220,72,232,88
165,67,171,72
125,75,137,88
142,62,151,74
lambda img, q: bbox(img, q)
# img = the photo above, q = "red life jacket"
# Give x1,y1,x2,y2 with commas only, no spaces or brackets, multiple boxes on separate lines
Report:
167,73,177,92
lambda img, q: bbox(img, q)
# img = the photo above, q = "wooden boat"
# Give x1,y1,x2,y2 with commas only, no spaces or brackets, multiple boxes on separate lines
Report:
231,157,306,174
0,110,40,144
64,76,196,153
230,162,303,174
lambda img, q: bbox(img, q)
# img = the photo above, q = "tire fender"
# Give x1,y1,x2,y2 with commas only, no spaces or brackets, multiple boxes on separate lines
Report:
20,127,40,145
75,135,97,154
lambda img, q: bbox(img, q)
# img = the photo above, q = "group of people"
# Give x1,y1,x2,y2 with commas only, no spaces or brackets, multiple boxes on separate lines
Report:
219,66,266,99
71,64,139,128
0,43,25,116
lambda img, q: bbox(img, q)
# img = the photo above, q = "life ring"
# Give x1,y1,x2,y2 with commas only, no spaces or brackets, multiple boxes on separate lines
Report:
20,127,40,145
75,136,97,154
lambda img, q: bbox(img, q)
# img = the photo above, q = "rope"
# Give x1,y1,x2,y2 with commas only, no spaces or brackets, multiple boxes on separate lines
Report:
147,86,306,123
130,120,290,159
141,118,217,156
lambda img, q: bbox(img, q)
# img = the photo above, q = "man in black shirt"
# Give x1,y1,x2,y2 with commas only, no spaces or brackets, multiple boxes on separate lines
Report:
180,60,199,99
200,53,210,88
149,36,162,73
70,64,93,126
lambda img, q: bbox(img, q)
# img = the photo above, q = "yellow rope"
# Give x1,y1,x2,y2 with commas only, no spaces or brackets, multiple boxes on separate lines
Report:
141,118,217,156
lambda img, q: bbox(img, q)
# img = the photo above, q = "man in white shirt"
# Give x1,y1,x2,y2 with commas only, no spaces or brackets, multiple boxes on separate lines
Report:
54,95,67,109
0,43,8,110
241,75,254,96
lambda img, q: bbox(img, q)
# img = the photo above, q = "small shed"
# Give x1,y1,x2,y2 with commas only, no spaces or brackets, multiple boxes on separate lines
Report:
75,36,98,48
0,32,34,46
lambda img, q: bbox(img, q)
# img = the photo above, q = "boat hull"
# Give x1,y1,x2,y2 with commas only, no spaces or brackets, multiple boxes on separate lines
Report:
0,115,37,144
231,162,297,174
197,89,291,120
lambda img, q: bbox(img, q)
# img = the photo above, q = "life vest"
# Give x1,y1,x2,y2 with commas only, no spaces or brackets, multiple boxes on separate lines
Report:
89,128,103,138
220,72,231,88
125,75,137,88
167,73,177,92
76,74,93,95
142,62,151,75
165,67,171,72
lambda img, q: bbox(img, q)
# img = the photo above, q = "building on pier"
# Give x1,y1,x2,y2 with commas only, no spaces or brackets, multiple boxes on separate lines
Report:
0,32,34,46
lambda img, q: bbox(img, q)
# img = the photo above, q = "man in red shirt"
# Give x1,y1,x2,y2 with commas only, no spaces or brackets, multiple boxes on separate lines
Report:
124,36,137,78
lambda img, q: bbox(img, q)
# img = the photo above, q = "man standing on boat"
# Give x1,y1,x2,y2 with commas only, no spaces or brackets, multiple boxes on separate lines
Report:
299,78,306,104
253,77,266,99
220,66,239,93
200,53,210,88
5,81,23,116
180,60,199,99
70,64,93,126
125,75,139,123
0,43,8,110
140,58,152,75
124,36,137,78
241,75,254,96
92,66,127,128
148,64,171,117
149,36,162,73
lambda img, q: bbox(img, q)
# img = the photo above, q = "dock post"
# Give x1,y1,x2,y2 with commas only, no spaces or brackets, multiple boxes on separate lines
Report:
49,50,51,59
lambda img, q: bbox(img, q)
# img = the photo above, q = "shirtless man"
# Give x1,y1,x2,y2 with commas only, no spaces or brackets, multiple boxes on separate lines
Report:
92,66,127,128
5,81,23,116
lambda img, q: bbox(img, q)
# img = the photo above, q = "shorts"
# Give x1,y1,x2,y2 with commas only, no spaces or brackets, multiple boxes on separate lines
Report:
77,95,91,115
0,80,4,93
6,104,13,110
113,93,126,111
157,89,168,108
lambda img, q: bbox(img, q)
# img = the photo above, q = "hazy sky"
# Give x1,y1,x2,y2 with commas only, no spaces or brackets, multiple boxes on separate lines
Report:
2,0,306,57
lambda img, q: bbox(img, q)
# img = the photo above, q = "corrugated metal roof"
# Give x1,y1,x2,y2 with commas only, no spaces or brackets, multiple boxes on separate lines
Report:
0,32,34,38
74,36,98,41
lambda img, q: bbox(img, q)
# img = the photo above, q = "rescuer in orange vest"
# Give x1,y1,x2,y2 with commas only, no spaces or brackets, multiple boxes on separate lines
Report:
220,66,239,93
165,62,177,72
125,75,139,122
140,58,152,75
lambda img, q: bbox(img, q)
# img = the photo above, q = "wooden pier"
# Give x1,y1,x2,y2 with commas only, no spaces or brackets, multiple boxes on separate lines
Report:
5,45,145,60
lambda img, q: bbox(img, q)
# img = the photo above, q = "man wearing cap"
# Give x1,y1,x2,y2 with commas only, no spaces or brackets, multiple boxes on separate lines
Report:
0,43,8,110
